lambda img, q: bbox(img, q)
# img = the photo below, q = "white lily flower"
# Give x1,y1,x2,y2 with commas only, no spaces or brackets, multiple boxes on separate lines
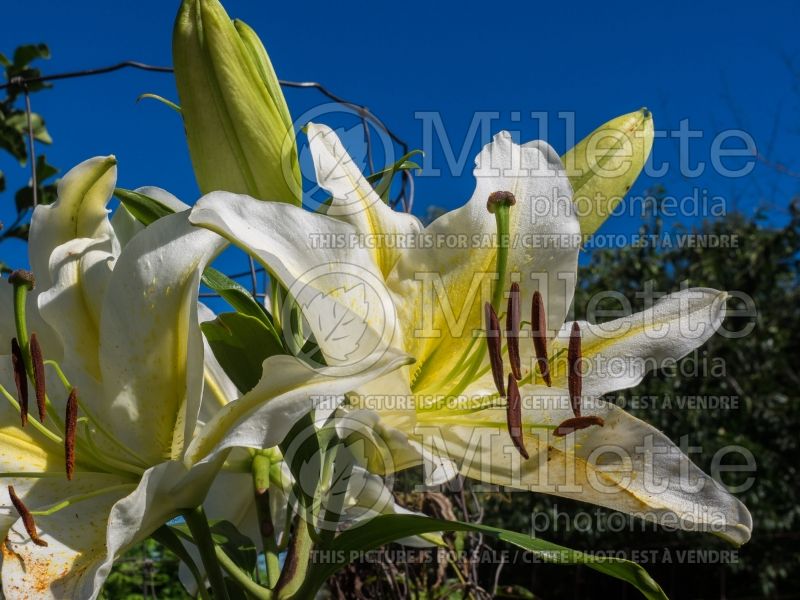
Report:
0,157,411,598
188,123,752,545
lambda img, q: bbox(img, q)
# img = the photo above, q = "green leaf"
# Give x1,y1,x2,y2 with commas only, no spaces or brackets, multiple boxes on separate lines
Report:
561,108,654,239
137,93,182,113
12,44,50,67
5,112,52,144
113,187,176,226
200,267,274,327
151,526,208,599
305,515,668,600
208,520,259,576
201,312,285,393
365,149,422,203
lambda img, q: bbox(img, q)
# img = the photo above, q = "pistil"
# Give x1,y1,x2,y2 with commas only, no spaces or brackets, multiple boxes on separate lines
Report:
8,485,48,547
531,291,551,386
486,191,515,312
506,282,522,380
484,303,505,396
506,374,529,459
11,338,28,426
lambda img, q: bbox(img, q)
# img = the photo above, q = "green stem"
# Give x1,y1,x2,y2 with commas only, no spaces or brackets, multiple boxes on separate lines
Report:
183,506,230,600
215,546,273,600
276,514,314,599
252,453,281,588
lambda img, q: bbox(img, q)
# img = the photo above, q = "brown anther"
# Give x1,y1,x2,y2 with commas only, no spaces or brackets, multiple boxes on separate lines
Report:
553,415,605,437
7,485,48,547
8,269,35,289
531,291,551,386
484,302,505,397
486,191,516,213
64,388,79,480
505,283,521,380
506,374,529,459
567,322,582,418
29,333,46,422
10,338,28,427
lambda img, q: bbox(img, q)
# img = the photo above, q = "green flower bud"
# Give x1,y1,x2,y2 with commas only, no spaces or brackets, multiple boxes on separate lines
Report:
173,0,301,205
562,108,654,238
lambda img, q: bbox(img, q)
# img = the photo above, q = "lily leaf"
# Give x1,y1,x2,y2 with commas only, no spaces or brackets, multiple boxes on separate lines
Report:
201,312,285,393
366,149,422,203
114,187,176,225
561,108,654,239
304,514,667,600
137,93,182,113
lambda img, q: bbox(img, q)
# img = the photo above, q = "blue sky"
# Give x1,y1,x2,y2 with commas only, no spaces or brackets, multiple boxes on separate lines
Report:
1,0,799,269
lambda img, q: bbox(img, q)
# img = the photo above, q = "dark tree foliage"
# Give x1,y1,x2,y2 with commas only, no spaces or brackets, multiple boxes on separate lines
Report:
0,43,59,259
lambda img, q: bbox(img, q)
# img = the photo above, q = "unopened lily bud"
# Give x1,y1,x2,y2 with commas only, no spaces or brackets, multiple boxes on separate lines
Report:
562,108,654,239
173,0,301,205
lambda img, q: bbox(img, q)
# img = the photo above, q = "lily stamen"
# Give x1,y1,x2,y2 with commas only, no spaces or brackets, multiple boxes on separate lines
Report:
553,415,605,437
531,291,551,386
30,333,46,422
7,485,48,547
506,374,529,459
506,282,522,380
568,322,582,417
484,303,505,396
11,338,28,427
65,388,78,481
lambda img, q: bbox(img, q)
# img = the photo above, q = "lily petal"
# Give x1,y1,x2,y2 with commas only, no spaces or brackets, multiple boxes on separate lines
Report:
99,212,226,462
31,158,120,382
2,459,222,600
185,351,413,467
190,193,401,375
424,388,752,545
388,132,580,394
307,123,422,276
28,156,119,291
550,288,728,396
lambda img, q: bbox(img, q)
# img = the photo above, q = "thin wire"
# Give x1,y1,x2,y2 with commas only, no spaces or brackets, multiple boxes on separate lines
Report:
2,61,417,210
4,60,419,303
22,85,37,207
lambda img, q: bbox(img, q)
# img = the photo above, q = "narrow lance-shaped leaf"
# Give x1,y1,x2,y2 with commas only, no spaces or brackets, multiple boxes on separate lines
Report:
305,514,668,600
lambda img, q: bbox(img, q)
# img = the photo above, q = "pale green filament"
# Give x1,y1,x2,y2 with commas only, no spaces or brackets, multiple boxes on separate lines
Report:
0,383,62,445
46,360,149,469
30,484,135,517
